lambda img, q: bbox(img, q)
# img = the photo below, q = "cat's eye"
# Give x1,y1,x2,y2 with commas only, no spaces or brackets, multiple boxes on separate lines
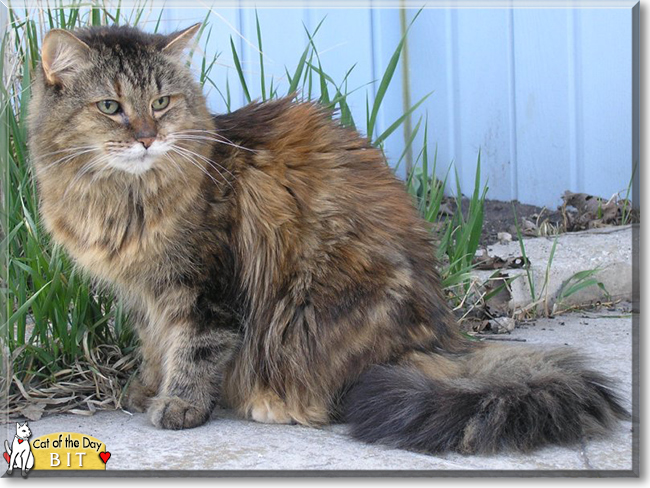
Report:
97,100,120,115
152,96,170,111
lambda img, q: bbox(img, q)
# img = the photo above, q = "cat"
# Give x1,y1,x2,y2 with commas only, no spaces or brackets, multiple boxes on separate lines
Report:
27,24,629,454
5,422,35,477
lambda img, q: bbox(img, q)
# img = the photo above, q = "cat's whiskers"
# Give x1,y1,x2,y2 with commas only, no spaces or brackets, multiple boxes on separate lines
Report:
31,144,98,162
173,134,248,154
64,160,106,193
168,146,223,189
176,145,235,192
173,128,238,142
89,167,111,186
174,133,253,154
168,137,237,180
162,152,189,184
172,129,256,153
172,143,236,193
172,151,224,191
173,135,253,158
173,141,233,176
54,143,194,187
64,153,116,197
37,147,100,172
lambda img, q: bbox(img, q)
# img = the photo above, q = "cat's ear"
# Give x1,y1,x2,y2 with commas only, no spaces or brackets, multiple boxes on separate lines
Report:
41,29,91,86
162,23,202,56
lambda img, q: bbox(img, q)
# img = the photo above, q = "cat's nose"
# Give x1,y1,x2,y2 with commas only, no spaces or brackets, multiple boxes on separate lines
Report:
137,137,156,149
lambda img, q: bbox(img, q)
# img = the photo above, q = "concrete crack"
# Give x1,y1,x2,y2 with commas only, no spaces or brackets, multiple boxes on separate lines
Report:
579,437,594,470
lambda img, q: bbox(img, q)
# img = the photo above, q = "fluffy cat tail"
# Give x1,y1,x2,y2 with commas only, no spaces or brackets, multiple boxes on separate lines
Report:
344,345,630,454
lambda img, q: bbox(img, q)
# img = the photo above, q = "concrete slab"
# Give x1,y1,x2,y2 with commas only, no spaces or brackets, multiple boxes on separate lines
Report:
474,225,633,313
3,309,636,476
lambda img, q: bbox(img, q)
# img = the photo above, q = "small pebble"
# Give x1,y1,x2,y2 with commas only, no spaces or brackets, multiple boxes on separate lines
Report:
497,232,512,244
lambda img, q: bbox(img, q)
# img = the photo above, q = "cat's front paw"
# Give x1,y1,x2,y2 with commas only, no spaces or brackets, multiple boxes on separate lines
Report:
148,396,210,430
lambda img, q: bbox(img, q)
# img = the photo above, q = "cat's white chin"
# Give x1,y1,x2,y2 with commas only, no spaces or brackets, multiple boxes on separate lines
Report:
108,156,156,175
106,140,171,175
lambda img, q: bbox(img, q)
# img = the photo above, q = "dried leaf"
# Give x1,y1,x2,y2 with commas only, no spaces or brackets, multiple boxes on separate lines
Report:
473,253,528,270
561,191,631,231
471,317,516,335
472,320,490,333
20,403,45,421
490,317,516,334
438,202,455,217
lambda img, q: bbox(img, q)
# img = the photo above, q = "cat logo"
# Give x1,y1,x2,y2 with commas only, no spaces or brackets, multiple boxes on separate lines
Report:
4,421,35,478
4,424,111,475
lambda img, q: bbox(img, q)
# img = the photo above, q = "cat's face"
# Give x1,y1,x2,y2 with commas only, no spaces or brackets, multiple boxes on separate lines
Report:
16,422,31,439
29,25,212,177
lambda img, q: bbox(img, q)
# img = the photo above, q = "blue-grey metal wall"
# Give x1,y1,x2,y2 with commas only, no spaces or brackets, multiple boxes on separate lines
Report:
406,7,635,208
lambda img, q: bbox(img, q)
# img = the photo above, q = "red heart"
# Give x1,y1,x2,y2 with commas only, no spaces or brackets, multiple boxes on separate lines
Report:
17,439,23,444
3,452,9,464
99,452,111,464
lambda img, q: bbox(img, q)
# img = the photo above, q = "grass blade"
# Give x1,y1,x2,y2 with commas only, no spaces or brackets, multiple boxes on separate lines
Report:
367,8,422,139
255,10,266,101
372,91,432,146
230,36,251,103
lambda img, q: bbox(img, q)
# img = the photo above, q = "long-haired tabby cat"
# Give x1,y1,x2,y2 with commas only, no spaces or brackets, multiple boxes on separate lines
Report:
28,24,628,454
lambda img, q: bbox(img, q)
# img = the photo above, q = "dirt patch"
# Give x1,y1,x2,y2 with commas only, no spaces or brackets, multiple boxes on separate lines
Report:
456,195,638,247
479,199,565,247
454,198,564,247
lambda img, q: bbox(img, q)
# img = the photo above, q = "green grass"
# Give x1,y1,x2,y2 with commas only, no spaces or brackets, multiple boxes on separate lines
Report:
1,4,142,417
405,141,488,304
554,268,610,315
620,159,639,226
1,4,487,416
512,209,611,318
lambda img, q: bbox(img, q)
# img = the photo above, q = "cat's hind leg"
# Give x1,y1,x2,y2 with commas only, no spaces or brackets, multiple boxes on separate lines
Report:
247,389,295,424
225,375,329,426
